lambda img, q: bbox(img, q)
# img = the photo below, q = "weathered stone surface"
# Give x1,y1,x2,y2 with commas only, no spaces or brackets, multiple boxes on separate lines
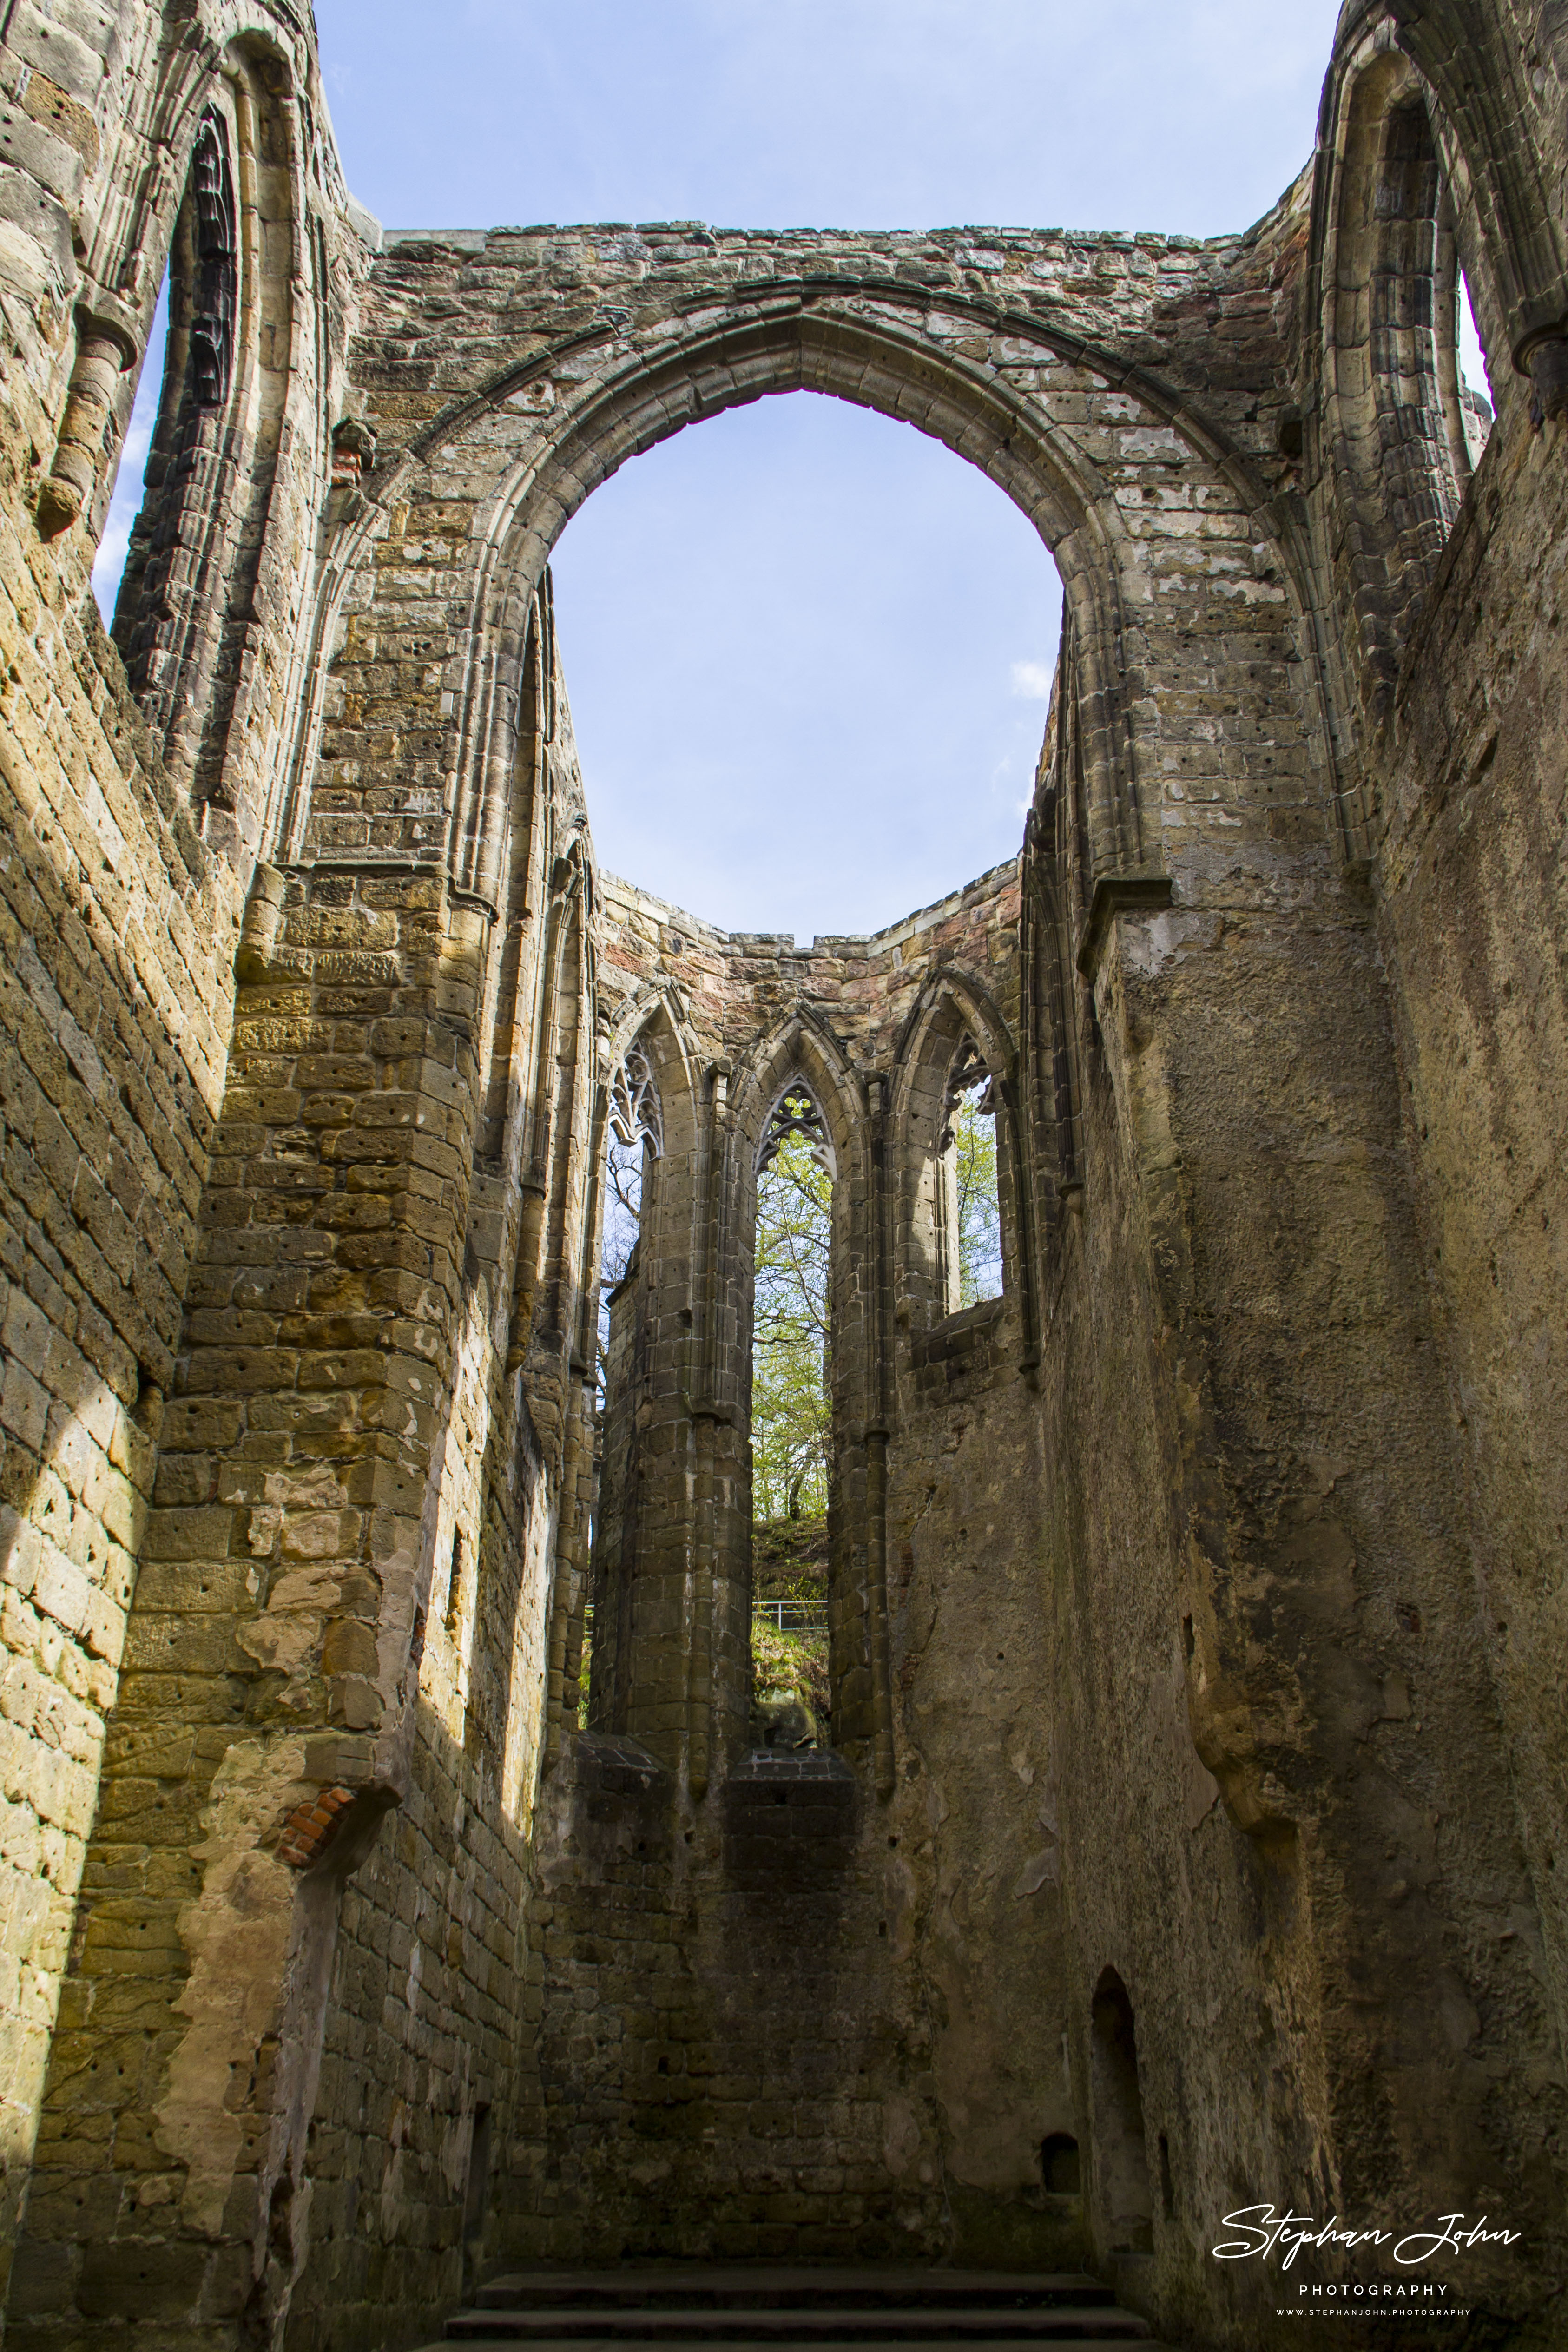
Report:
0,3,1563,2349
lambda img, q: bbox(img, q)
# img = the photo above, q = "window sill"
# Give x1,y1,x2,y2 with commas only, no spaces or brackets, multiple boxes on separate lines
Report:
909,1293,1005,1368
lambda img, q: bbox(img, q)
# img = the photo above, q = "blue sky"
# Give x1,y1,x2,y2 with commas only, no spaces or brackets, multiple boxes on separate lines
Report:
100,2,1481,940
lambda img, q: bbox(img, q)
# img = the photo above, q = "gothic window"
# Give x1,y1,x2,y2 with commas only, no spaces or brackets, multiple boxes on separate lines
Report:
113,106,239,680
598,1038,662,1389
188,112,237,410
585,1036,665,1733
941,1037,1002,1309
750,1080,833,1751
1324,53,1498,721
106,86,292,823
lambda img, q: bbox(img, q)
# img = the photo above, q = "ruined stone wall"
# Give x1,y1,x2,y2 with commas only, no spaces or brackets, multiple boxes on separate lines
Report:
1372,382,1568,2083
3,5,1568,2350
0,0,371,2322
0,556,240,2322
507,856,1087,2272
250,619,598,2352
1034,640,1562,2345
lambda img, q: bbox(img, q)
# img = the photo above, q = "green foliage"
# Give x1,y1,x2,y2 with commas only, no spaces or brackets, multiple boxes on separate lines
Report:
953,1091,1002,1305
751,1614,830,1723
753,1510,829,1603
751,1129,832,1519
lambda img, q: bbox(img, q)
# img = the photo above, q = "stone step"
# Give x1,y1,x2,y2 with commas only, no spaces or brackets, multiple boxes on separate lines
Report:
451,2309,1149,2341
427,2266,1163,2352
472,2273,1120,2313
434,2339,1160,2352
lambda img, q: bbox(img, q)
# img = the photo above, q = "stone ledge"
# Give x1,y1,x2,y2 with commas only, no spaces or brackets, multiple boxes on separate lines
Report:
1076,871,1175,981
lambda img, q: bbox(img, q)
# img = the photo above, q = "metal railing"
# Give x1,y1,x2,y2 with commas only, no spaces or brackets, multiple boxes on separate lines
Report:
753,1599,829,1632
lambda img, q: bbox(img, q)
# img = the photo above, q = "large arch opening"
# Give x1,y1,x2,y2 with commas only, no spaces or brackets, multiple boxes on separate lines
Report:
547,387,1063,943
411,292,1184,925
478,322,1106,1785
295,244,1335,1804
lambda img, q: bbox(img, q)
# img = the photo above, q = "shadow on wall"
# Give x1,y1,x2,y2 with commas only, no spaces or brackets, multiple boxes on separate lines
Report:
1090,1968,1153,2257
0,1359,159,2257
0,741,231,2266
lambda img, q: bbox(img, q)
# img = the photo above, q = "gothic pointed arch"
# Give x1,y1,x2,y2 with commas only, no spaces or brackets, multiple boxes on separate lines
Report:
1363,0,1568,396
290,261,1355,962
103,39,316,846
1310,24,1494,752
893,969,1026,1344
731,1004,865,1178
601,979,703,1143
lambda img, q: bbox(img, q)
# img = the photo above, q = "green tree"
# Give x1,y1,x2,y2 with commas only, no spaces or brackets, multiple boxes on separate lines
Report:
751,1125,831,1519
952,1090,1002,1305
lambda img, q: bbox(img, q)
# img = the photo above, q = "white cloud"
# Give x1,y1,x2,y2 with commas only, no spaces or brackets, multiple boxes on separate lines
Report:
1010,659,1054,701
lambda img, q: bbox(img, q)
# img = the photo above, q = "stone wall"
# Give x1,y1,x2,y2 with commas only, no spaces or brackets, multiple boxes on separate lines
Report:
2,4,1568,2349
1374,385,1568,2082
0,0,368,2319
506,856,1085,2277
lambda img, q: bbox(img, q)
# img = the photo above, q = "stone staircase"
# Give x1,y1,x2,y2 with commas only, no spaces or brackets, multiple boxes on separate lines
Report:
420,2265,1168,2351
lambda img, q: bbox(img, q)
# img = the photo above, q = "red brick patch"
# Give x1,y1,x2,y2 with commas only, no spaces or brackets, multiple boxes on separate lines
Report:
275,1785,358,1869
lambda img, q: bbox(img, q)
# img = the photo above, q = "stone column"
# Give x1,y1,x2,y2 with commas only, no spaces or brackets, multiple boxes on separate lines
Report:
7,868,485,2349
38,315,135,538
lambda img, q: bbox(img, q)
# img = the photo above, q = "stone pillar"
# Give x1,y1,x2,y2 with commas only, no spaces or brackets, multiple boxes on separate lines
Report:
587,1052,752,1783
37,315,135,538
7,868,484,2349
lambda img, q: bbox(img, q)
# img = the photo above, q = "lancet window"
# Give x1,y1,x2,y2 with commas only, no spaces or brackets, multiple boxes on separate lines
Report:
107,83,294,824
941,1036,1002,1309
599,1040,663,1380
750,1078,834,1752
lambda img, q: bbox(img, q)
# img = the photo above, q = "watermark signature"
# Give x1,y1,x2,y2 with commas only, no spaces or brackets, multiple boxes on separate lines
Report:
1213,2207,1521,2272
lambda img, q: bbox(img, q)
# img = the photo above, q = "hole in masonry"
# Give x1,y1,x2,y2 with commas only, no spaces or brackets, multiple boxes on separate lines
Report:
1091,1969,1153,2251
1041,2132,1080,2194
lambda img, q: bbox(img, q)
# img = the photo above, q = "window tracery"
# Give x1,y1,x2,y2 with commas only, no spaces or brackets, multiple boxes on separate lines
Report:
941,1035,996,1145
609,1039,663,1157
189,110,237,410
758,1082,832,1178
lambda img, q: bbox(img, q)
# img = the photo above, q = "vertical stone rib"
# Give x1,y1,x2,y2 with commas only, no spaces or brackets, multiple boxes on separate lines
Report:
865,1073,895,1799
685,1059,729,1799
509,878,565,1364
544,1378,589,1766
38,317,132,534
